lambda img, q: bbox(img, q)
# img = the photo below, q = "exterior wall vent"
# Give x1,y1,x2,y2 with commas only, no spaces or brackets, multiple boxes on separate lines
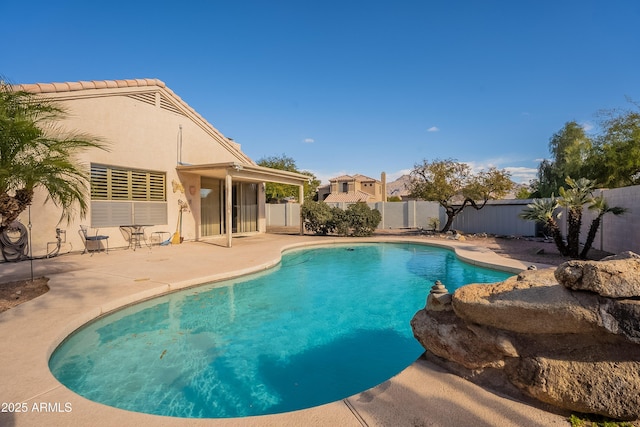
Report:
126,92,156,107
159,94,185,116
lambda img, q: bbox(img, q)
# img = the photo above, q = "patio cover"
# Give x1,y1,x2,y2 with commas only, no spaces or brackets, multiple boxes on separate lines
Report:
176,162,309,246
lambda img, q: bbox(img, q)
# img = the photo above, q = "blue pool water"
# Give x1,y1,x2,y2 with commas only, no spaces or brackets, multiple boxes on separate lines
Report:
49,243,512,418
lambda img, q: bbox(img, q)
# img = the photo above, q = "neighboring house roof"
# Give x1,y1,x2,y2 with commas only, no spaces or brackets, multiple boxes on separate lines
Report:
324,190,372,203
329,174,356,182
14,78,254,165
328,174,380,183
352,174,378,182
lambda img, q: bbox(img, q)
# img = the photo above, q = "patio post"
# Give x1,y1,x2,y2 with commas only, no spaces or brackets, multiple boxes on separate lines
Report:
299,184,304,235
226,172,232,248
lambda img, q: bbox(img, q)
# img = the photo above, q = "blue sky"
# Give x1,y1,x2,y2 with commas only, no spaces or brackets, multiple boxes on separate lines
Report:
3,1,639,185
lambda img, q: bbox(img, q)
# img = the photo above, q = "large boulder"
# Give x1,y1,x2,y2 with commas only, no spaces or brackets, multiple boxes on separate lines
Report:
452,270,603,335
506,356,640,420
411,309,517,370
555,252,640,298
411,252,640,420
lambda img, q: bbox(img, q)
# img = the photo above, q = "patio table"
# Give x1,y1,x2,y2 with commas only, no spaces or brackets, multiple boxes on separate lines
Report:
119,225,150,250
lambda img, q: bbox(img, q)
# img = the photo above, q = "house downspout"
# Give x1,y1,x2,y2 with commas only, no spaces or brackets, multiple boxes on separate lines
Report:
299,184,305,235
176,124,183,165
226,172,233,248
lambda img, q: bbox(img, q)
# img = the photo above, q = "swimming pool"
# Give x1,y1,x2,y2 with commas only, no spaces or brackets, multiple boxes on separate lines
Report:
49,243,512,418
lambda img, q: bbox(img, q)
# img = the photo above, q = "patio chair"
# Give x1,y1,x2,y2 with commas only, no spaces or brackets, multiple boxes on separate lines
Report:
79,225,109,255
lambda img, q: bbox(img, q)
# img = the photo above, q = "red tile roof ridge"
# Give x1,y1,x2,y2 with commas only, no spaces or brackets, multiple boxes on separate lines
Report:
329,174,354,182
14,78,166,93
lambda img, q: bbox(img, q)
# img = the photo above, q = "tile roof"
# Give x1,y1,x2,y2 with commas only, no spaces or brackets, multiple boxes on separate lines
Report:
352,174,378,182
323,190,371,203
329,174,355,182
13,78,253,164
328,174,380,183
14,78,167,94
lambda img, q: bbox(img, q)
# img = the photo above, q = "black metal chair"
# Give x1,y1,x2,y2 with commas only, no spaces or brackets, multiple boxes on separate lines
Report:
79,225,109,255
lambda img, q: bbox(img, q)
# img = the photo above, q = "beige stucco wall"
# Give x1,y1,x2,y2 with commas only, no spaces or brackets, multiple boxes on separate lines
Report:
359,181,382,199
16,85,256,257
326,178,384,202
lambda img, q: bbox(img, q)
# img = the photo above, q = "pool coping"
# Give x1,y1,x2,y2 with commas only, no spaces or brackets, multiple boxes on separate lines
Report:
0,234,566,426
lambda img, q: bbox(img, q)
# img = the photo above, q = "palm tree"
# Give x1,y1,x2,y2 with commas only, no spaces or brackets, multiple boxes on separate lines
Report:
557,177,595,258
0,79,106,232
580,195,627,259
519,197,568,256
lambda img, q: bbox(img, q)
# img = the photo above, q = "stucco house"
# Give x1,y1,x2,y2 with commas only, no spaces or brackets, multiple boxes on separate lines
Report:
14,78,308,256
319,173,387,203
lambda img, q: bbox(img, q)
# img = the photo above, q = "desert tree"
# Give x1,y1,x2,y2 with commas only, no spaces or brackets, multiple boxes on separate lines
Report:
534,121,592,197
408,159,513,233
257,154,319,202
589,106,640,188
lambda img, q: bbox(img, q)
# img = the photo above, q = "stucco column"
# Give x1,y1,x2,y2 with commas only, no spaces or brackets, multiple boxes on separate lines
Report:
299,184,304,235
226,172,233,248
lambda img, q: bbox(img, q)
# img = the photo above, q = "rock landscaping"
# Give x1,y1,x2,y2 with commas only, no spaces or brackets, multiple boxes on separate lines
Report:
411,251,640,421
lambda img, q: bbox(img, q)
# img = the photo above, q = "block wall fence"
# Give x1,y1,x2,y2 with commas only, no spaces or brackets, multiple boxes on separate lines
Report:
268,184,640,255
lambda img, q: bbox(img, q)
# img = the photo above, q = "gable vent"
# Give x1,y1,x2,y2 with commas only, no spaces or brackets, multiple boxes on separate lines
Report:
160,94,185,116
126,92,156,107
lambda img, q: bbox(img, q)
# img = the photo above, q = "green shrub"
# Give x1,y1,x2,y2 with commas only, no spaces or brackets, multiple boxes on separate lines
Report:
301,200,334,235
331,206,350,236
345,202,382,236
301,201,382,237
428,217,440,231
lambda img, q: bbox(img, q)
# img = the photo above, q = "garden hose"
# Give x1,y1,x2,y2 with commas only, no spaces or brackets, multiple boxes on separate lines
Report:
0,221,29,262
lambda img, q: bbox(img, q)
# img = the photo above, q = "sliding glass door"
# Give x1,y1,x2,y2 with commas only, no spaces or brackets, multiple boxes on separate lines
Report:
201,177,222,236
201,178,257,237
238,183,258,233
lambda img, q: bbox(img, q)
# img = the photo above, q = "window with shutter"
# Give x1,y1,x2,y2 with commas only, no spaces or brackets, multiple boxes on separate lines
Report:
90,164,168,227
90,164,166,202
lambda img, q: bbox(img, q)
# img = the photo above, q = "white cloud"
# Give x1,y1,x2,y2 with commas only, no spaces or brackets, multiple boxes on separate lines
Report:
463,158,538,184
303,138,315,143
464,159,501,172
427,126,439,132
504,166,538,184
581,121,594,132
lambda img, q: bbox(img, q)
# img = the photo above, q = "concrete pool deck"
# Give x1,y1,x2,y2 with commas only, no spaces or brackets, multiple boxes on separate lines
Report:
0,234,568,426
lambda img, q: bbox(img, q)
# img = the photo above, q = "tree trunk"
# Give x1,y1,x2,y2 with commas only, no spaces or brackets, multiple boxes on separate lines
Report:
580,216,602,259
566,207,582,258
440,211,455,233
547,218,568,256
0,189,34,233
0,193,21,232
